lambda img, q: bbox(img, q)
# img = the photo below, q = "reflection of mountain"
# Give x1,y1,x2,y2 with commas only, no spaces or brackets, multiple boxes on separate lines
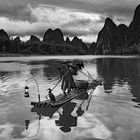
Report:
29,60,82,80
96,58,140,102
26,60,62,80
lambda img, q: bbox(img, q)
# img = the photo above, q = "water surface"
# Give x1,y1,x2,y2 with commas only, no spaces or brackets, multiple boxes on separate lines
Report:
0,56,140,140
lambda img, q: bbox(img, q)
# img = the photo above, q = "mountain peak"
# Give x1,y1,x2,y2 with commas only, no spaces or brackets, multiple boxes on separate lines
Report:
104,17,117,29
0,29,9,38
66,37,70,43
135,4,140,13
54,28,62,32
14,36,21,41
105,18,114,25
118,24,128,31
71,36,83,45
43,28,64,43
30,35,40,42
105,17,113,22
133,4,140,22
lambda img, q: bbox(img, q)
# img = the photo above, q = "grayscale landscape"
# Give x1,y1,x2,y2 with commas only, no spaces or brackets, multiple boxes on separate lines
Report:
0,0,140,140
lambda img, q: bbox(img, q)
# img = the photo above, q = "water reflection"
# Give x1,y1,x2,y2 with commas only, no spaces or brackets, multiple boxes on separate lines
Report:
30,91,92,134
96,58,140,104
1,56,140,140
55,102,77,133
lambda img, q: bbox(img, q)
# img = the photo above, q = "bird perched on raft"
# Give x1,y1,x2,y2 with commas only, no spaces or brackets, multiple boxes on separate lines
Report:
47,88,56,102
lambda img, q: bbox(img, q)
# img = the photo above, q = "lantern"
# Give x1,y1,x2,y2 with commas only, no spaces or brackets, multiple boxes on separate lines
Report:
25,120,30,130
24,86,29,97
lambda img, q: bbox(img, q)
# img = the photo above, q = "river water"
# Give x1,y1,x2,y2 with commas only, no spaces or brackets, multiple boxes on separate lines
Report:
0,55,140,140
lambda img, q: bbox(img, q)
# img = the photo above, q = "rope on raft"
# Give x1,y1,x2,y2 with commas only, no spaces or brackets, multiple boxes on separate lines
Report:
51,65,93,92
48,61,94,93
83,68,94,79
79,70,93,80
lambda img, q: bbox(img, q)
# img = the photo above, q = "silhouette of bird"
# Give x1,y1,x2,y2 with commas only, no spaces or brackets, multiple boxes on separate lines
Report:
47,88,56,102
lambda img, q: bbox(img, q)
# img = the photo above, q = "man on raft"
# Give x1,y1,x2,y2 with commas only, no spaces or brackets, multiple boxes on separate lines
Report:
61,64,77,95
48,61,84,102
59,61,84,96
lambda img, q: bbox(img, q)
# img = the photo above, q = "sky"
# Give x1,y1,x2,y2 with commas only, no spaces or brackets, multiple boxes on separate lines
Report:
0,0,139,43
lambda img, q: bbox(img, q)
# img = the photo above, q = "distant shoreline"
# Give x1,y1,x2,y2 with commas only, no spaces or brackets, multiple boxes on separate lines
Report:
0,54,26,57
0,53,139,57
0,54,139,61
0,53,88,57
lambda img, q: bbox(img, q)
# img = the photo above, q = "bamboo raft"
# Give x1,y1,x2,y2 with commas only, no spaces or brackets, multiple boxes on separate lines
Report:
31,79,101,108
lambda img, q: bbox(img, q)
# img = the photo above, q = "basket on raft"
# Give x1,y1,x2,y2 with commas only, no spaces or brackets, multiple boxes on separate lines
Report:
75,80,89,89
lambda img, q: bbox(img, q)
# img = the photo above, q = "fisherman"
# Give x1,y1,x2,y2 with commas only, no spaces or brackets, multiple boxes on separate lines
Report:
46,88,56,102
61,64,77,95
58,61,85,96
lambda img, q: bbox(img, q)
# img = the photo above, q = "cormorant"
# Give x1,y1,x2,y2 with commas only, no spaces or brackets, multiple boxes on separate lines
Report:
47,88,56,102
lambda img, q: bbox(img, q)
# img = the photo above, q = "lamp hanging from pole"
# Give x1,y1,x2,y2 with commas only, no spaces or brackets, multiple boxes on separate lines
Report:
25,77,40,102
24,86,29,97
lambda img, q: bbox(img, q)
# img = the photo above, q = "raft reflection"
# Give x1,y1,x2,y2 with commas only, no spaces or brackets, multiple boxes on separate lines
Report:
30,91,93,133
